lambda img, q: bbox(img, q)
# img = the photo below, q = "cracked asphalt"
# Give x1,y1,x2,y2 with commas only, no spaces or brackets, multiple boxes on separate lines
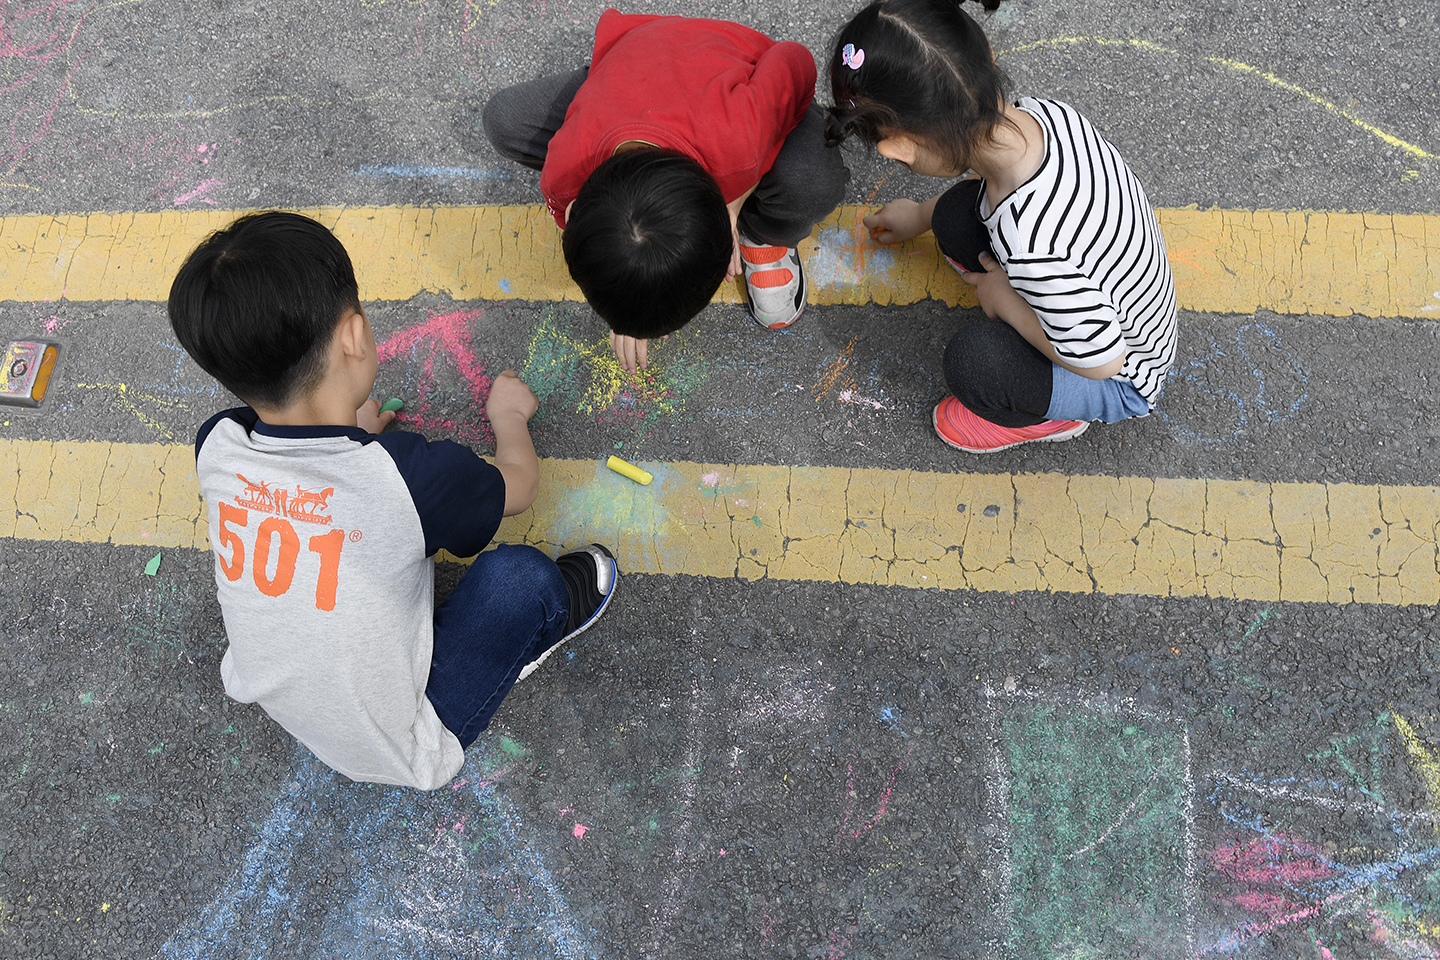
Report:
2,1,1440,958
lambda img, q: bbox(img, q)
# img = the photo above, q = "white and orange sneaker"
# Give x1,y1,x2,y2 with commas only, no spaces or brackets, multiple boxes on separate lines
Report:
738,233,806,329
933,395,1089,453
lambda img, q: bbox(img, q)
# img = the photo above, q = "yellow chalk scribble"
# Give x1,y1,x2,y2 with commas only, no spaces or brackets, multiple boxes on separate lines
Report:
1393,712,1440,815
1001,36,1436,161
74,382,188,441
519,313,706,422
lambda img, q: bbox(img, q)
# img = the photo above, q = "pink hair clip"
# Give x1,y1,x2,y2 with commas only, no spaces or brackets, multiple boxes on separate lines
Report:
841,43,865,70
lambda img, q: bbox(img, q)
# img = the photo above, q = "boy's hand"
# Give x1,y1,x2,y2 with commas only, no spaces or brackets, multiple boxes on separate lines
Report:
958,252,1025,321
864,198,932,245
610,332,649,373
485,369,539,424
357,398,396,433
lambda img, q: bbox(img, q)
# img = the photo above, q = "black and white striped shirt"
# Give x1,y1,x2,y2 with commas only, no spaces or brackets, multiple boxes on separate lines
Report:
981,97,1177,405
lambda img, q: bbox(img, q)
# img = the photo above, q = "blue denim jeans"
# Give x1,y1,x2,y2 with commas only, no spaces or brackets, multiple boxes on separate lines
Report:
943,319,1151,427
426,544,568,748
1047,365,1152,423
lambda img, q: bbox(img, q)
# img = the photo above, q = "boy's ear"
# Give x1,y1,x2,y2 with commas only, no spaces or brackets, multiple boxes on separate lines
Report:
334,309,370,361
876,135,919,166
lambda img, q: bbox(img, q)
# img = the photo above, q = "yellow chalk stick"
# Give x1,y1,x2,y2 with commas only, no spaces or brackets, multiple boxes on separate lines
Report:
606,455,653,486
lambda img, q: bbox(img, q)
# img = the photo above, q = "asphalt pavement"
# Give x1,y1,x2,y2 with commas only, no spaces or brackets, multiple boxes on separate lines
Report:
2,2,1439,959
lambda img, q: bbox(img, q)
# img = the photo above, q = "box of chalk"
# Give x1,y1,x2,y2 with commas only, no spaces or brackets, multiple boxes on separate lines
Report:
0,339,62,411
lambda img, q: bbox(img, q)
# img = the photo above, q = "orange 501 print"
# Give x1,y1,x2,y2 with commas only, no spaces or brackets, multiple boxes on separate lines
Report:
218,477,350,611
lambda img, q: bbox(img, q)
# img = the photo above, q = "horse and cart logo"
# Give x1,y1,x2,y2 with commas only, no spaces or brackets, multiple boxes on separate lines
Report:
235,474,336,526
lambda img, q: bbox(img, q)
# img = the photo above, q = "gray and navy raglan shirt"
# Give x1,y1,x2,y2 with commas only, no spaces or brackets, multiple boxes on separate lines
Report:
195,408,506,790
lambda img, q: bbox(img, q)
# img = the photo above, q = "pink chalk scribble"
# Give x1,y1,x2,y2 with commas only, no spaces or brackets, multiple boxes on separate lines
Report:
1191,834,1344,958
759,901,779,948
377,309,495,444
0,0,89,179
837,747,912,842
1209,835,1333,888
429,812,470,849
156,142,222,201
836,388,888,411
173,177,223,206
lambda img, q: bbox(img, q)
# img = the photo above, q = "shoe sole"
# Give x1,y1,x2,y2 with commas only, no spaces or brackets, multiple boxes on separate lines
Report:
932,406,1091,453
515,553,618,683
746,250,806,330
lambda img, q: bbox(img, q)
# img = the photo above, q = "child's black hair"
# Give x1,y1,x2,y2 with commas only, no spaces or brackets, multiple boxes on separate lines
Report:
563,148,731,340
826,0,1014,173
168,212,362,409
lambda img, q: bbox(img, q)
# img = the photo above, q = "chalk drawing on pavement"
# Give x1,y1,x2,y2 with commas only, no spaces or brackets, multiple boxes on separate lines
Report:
1159,321,1311,447
519,308,709,427
159,738,600,960
376,308,496,444
1197,711,1440,959
984,687,1197,960
999,37,1437,162
528,458,675,554
985,687,1440,960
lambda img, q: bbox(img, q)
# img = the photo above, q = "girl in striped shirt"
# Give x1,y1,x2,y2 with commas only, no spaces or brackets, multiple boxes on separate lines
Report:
826,0,1177,453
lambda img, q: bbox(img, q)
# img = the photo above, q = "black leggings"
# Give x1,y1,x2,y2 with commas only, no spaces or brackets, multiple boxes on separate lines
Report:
931,180,1053,428
942,320,1053,428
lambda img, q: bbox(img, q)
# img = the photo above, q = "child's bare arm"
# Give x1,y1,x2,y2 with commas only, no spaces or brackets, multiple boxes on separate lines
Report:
486,370,541,516
864,192,943,245
724,184,759,280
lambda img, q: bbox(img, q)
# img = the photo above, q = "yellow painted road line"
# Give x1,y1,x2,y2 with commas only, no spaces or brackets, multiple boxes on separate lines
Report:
5,438,1438,606
1,205,1436,319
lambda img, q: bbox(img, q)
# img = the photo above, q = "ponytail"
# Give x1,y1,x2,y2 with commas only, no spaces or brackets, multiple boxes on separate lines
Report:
826,0,1013,171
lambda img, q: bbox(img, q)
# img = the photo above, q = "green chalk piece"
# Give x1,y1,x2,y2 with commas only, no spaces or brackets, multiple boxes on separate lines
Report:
379,397,404,414
614,441,624,449
143,552,162,576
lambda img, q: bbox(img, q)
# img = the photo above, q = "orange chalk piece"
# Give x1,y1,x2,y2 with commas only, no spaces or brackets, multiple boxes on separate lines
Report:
606,455,652,485
0,340,61,410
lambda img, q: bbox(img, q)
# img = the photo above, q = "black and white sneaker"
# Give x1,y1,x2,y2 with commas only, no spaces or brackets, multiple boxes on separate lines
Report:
516,544,618,682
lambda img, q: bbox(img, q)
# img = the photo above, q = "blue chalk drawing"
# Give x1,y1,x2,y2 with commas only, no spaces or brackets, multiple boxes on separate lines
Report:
1158,322,1310,446
352,165,511,181
542,460,674,555
807,226,897,289
878,706,908,738
160,742,600,960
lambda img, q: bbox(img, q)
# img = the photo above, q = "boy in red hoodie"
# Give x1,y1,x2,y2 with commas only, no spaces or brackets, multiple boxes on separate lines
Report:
483,11,850,371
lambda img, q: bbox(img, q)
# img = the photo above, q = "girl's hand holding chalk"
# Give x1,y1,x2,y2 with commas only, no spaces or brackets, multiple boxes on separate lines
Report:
607,455,652,485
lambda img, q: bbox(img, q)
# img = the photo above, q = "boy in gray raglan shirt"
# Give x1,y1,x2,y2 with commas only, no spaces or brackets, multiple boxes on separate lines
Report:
170,212,618,790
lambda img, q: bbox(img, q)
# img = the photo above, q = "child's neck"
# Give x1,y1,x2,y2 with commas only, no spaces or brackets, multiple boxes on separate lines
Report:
257,394,360,429
970,103,1044,205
